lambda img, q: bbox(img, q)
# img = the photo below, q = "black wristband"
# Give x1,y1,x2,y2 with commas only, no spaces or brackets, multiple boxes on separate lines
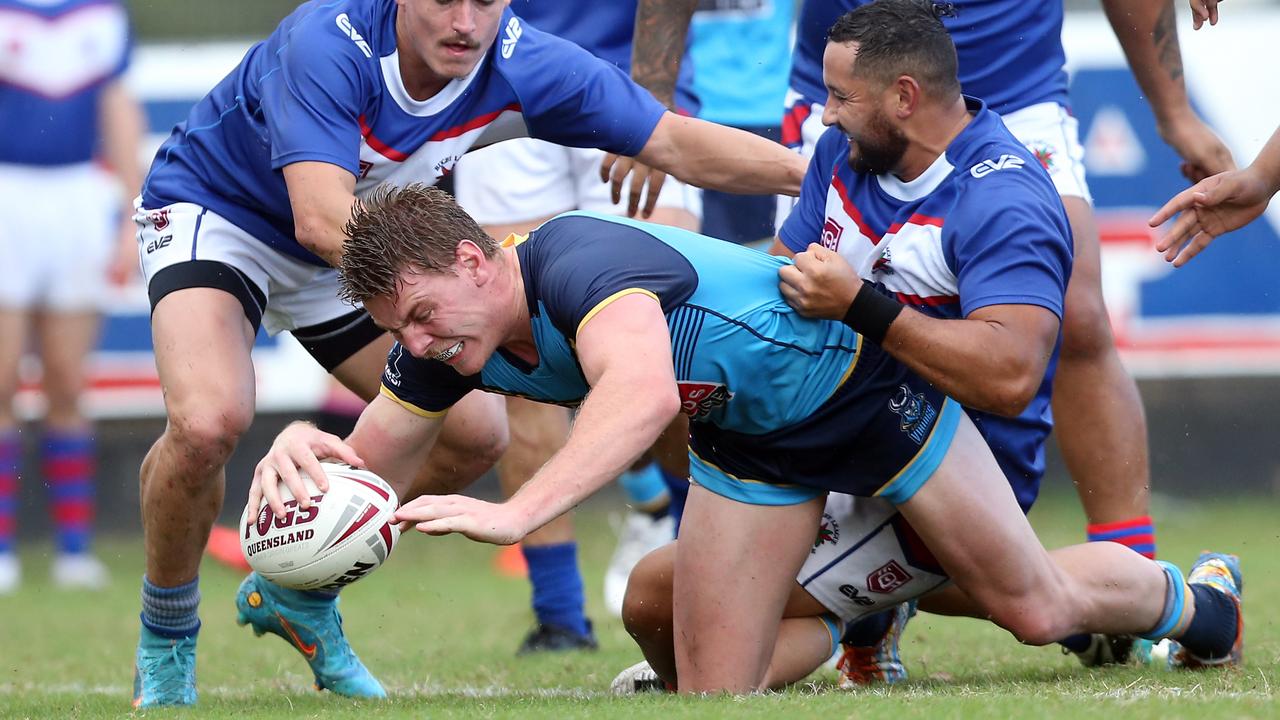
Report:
841,284,904,344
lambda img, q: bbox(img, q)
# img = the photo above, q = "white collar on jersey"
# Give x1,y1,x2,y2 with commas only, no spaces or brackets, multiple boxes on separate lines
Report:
380,50,487,117
875,151,954,203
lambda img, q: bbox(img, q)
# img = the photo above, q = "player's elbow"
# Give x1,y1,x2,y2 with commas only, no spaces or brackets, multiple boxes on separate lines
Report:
973,357,1043,418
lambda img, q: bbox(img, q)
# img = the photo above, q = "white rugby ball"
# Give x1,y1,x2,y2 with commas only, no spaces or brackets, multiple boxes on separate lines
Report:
239,462,400,591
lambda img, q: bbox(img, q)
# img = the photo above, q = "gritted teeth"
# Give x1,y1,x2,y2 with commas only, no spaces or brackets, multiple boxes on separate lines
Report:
433,341,463,362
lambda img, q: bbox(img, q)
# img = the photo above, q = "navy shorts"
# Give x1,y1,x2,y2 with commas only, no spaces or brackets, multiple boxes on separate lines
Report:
687,342,962,506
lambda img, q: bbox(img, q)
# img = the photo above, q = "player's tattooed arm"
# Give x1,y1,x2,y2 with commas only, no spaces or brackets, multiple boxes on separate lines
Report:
1102,0,1234,182
631,0,698,109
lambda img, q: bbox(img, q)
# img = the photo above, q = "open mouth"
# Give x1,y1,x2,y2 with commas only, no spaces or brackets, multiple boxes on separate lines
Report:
433,341,463,362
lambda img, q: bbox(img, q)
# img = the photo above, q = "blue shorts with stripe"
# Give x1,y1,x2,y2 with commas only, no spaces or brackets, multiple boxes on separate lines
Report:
687,342,963,506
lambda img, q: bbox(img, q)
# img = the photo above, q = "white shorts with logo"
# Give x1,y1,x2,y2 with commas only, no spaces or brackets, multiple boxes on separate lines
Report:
0,162,119,311
135,201,358,336
778,94,1092,226
453,138,701,225
798,493,951,623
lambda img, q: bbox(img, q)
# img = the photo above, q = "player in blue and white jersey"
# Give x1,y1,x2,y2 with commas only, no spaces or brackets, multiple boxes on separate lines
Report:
779,0,1236,573
249,184,1244,694
129,0,808,708
0,0,143,594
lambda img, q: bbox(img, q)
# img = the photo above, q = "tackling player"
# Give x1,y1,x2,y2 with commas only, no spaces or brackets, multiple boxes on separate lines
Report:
251,184,1243,694
129,0,806,707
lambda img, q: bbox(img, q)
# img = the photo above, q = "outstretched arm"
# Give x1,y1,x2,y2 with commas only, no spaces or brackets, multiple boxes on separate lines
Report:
631,0,699,110
283,161,358,266
99,79,145,284
1102,0,1234,182
1149,126,1280,266
395,294,682,544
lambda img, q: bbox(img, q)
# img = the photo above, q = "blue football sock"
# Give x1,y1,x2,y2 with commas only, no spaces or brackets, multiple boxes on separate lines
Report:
659,469,689,535
1176,584,1238,660
1058,633,1093,653
140,575,201,639
842,608,894,646
617,462,669,516
523,542,589,636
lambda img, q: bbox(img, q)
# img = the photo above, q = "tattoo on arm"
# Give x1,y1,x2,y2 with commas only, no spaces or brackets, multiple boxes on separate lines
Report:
631,0,698,109
1152,2,1185,85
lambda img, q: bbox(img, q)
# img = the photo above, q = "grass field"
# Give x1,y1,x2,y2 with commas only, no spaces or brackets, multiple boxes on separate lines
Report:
1,490,1277,719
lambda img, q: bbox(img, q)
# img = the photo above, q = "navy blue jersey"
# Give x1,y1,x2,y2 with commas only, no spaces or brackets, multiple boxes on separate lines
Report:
780,98,1071,509
509,0,698,114
382,212,963,503
790,0,1067,114
384,212,858,434
0,0,131,166
141,1,666,267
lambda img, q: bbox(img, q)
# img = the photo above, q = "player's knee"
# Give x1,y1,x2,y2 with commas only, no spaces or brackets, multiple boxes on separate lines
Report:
621,548,675,641
164,402,253,469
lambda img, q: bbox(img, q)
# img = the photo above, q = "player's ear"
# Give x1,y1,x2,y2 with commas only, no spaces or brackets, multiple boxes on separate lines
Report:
893,75,920,118
456,240,486,282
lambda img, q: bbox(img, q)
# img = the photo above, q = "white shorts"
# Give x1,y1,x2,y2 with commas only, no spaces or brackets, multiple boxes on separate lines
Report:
0,162,119,311
453,138,701,225
798,493,951,623
135,202,359,337
776,94,1093,226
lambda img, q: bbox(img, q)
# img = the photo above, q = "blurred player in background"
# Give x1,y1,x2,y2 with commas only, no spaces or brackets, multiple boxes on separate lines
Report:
691,0,795,246
627,0,1238,680
129,0,805,707
0,0,143,594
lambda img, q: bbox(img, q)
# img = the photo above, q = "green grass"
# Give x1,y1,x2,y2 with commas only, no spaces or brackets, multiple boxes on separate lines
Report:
2,491,1277,718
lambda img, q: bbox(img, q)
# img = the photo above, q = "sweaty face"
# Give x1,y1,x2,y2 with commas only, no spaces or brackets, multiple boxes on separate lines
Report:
820,41,909,176
397,0,508,82
364,264,496,377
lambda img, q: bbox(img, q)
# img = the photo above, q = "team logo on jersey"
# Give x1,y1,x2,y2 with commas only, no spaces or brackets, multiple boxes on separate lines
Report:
1029,144,1055,171
501,17,523,59
867,559,912,594
821,217,844,250
871,247,893,275
888,384,936,445
812,512,840,552
335,13,373,58
358,160,374,179
677,381,732,420
383,345,404,387
147,209,170,231
434,154,462,178
969,154,1026,178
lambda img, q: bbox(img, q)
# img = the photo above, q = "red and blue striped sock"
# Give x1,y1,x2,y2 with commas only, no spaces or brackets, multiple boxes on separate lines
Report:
0,430,18,554
42,429,95,555
1087,515,1156,559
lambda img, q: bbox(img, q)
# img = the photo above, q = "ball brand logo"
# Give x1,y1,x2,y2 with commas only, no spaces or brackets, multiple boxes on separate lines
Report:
888,384,936,445
501,17,522,59
247,496,323,539
676,381,733,420
867,559,912,594
335,13,373,58
821,216,844,250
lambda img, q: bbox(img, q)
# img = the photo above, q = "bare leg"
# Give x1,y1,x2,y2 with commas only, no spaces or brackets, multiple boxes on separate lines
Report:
33,309,99,431
142,289,256,586
673,484,823,693
1053,197,1151,525
0,308,30,431
899,414,1167,645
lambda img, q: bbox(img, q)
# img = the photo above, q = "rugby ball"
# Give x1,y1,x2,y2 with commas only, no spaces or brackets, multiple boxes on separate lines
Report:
239,462,400,591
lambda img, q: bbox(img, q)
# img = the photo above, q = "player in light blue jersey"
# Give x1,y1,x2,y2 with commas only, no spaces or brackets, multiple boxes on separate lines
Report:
129,0,808,708
250,183,1243,694
0,0,143,594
